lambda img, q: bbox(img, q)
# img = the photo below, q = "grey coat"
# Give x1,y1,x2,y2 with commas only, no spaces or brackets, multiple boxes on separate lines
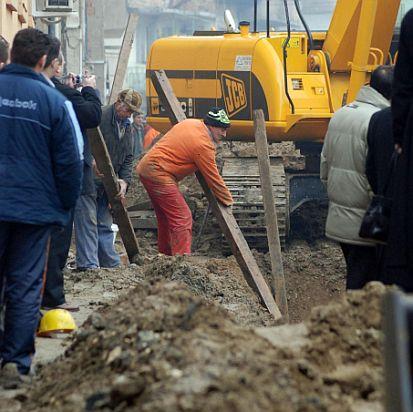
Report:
99,104,134,185
320,86,390,246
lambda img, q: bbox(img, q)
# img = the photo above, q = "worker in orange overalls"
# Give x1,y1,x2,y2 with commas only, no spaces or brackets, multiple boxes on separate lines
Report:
136,107,233,255
142,124,161,150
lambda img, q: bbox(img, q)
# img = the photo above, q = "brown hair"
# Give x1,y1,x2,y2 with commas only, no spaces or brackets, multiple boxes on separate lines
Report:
11,28,51,68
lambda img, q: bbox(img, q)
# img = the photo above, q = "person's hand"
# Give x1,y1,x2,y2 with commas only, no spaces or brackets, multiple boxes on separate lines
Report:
65,73,76,89
117,179,128,199
92,159,104,177
395,143,403,154
82,71,96,89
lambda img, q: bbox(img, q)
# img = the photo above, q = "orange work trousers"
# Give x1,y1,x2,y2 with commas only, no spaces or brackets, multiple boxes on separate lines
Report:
140,176,192,255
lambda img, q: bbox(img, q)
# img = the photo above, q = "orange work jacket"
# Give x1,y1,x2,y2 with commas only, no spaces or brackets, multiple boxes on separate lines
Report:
136,119,233,206
142,125,160,150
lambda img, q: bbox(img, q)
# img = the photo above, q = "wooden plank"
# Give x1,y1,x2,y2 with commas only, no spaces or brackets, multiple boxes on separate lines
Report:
151,70,281,321
109,13,139,104
254,110,289,323
87,127,141,264
151,70,186,124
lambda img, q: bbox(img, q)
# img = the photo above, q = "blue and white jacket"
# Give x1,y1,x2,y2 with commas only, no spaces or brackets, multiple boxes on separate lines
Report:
0,64,83,226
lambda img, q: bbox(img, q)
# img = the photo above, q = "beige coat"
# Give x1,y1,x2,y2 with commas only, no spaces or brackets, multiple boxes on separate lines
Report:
320,86,390,246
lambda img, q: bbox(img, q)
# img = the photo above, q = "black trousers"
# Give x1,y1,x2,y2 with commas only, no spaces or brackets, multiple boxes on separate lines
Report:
41,210,74,307
339,243,378,290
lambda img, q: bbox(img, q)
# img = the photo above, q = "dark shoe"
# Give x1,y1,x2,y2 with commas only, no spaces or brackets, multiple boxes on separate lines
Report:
0,363,31,389
41,302,80,312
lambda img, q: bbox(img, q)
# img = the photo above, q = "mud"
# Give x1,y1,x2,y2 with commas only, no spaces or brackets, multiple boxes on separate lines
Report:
5,140,362,411
20,280,387,412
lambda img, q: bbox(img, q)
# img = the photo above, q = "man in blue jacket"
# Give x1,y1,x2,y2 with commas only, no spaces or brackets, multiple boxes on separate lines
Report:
0,28,83,386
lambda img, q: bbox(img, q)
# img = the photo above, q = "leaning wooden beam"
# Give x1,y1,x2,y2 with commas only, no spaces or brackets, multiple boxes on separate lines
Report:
87,127,141,264
151,69,282,320
109,13,140,104
254,110,289,323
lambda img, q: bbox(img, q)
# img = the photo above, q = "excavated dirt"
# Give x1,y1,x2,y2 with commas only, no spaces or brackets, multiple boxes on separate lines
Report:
0,140,358,411
20,280,387,412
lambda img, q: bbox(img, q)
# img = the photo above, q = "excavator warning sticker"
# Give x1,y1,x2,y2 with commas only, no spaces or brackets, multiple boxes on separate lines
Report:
287,38,300,48
235,55,252,71
220,73,248,117
150,97,160,115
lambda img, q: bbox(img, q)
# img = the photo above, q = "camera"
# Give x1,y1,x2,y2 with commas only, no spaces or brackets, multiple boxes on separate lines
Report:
74,74,83,86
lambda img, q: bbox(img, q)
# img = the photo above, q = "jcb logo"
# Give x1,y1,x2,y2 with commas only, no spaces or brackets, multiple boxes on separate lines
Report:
221,74,247,117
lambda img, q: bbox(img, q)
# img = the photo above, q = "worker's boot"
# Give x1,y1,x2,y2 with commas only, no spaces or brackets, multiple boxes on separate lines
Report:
0,363,31,389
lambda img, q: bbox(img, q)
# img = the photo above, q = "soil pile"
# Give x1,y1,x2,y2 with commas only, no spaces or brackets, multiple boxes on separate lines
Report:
143,255,276,327
21,281,387,412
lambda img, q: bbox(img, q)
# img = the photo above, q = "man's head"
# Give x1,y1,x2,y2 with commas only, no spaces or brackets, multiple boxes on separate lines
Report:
133,112,145,126
204,107,231,143
0,36,9,70
370,65,394,101
115,89,142,120
43,37,64,79
10,28,51,72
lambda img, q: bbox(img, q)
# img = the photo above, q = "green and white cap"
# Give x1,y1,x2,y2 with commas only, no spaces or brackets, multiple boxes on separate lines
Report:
204,107,231,129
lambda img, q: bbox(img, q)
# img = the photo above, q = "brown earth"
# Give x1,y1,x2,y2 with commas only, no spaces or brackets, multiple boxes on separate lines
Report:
1,141,360,411
20,278,386,412
127,140,346,324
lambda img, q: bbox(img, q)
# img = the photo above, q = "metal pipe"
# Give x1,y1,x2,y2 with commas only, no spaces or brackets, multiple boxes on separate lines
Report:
293,0,314,53
282,0,295,114
254,0,257,32
266,0,270,38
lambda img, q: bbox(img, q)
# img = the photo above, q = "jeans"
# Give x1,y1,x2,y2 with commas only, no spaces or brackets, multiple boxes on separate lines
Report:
339,243,378,290
0,222,51,374
74,188,120,269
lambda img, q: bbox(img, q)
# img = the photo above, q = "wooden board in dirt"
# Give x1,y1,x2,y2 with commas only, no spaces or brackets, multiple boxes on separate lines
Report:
87,127,141,264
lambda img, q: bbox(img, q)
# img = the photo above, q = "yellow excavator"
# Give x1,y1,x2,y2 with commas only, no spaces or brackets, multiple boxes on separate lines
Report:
144,0,402,247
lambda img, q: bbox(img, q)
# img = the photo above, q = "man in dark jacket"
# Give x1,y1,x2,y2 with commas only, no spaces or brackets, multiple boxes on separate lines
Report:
384,9,413,292
41,37,102,310
75,89,141,270
0,29,83,384
365,106,397,285
131,111,144,158
366,107,394,196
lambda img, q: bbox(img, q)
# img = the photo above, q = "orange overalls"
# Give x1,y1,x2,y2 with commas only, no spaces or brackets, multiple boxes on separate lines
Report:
142,125,160,150
136,119,233,255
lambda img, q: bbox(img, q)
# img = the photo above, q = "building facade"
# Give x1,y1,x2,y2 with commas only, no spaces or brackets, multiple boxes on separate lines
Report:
0,0,34,43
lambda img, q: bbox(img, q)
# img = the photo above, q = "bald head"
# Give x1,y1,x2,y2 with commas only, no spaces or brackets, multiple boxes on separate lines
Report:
370,65,394,101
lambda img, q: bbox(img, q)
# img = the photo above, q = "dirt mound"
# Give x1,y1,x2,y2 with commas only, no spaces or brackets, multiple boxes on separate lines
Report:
21,280,387,412
142,255,276,327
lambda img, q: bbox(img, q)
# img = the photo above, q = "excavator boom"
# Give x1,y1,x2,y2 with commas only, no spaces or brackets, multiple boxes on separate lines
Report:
323,0,400,71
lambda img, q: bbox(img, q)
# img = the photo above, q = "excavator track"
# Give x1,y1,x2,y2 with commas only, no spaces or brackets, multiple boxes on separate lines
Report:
222,157,289,250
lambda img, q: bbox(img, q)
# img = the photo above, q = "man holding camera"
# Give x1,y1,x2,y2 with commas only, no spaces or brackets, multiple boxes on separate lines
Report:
41,36,102,310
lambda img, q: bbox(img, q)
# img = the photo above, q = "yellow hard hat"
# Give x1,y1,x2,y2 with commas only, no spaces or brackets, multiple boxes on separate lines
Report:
37,309,77,337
